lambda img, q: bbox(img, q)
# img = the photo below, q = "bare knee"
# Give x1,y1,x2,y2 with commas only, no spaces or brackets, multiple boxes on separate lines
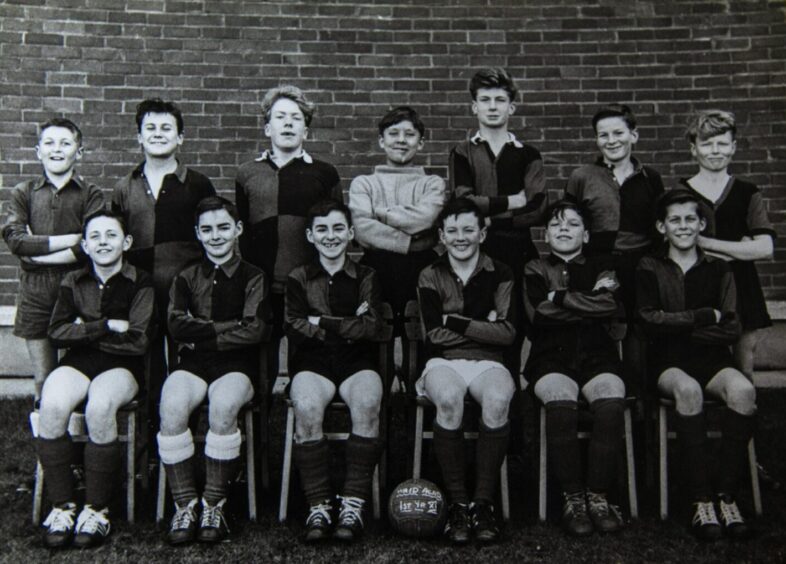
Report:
85,397,118,435
431,388,465,429
726,380,756,416
208,397,243,434
38,398,71,438
482,392,512,428
159,394,193,435
673,380,704,415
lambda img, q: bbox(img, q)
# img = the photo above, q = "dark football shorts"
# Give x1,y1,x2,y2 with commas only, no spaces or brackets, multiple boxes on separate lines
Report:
172,347,258,386
654,344,737,387
527,345,621,389
291,344,378,385
59,347,145,387
14,268,72,339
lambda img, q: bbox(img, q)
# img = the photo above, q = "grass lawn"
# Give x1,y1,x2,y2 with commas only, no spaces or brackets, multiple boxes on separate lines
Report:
2,390,786,563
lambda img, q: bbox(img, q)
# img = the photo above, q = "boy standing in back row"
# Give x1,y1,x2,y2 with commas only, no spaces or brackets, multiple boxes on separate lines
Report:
2,118,105,399
236,85,342,374
112,98,217,408
450,67,547,376
349,106,446,333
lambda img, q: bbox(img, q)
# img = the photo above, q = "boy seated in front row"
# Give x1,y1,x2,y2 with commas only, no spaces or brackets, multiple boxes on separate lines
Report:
285,200,385,543
2,118,105,399
416,198,516,545
157,196,269,546
523,201,626,536
36,210,154,549
637,190,756,540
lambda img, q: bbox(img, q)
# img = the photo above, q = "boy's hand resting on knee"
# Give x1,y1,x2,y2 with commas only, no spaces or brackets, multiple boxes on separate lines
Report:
107,319,129,333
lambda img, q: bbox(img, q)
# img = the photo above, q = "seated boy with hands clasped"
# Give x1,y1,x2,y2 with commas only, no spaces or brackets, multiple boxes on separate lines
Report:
524,201,626,537
637,189,756,540
36,210,154,549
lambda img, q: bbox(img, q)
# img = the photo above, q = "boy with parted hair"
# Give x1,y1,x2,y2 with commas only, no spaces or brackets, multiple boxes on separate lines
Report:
416,198,517,545
157,196,269,545
564,104,664,393
36,209,154,548
2,118,105,399
637,189,755,540
524,200,626,536
286,199,385,543
112,98,217,419
450,67,547,376
236,85,342,366
349,105,446,331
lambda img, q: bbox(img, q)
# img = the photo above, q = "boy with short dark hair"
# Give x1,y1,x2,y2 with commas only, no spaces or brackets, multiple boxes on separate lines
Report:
157,196,269,546
565,104,664,393
637,190,755,540
286,199,384,543
236,86,342,358
524,200,626,536
416,198,517,545
2,118,105,399
112,98,217,419
349,105,446,330
36,209,154,549
449,67,547,375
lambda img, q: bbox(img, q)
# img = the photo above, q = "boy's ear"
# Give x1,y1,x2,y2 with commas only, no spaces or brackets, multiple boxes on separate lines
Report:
699,217,707,233
75,146,84,161
378,135,385,150
80,238,88,254
471,100,478,116
582,230,590,244
264,123,271,139
479,225,488,244
629,128,639,144
122,234,133,252
235,220,243,237
305,227,314,244
347,225,355,241
656,220,666,235
508,102,516,115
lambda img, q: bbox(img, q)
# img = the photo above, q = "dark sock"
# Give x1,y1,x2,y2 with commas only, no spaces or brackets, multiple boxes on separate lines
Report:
342,434,382,500
586,398,624,494
84,440,122,508
37,435,75,506
293,438,332,507
204,456,239,505
164,457,198,509
433,422,468,504
545,401,583,494
718,409,756,497
473,421,510,504
675,412,712,501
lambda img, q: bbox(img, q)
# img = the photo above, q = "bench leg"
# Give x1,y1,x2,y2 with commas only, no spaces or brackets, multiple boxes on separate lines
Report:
624,407,638,519
245,409,257,522
413,405,424,479
156,461,167,524
659,405,668,521
126,411,136,523
33,461,44,525
500,457,510,521
279,406,295,522
538,406,547,523
372,464,381,520
748,438,763,517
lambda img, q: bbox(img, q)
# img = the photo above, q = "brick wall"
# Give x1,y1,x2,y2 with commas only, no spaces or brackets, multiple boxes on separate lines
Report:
1,0,785,305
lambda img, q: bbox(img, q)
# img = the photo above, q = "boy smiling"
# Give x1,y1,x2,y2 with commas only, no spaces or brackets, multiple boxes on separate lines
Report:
157,196,269,546
285,199,385,543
